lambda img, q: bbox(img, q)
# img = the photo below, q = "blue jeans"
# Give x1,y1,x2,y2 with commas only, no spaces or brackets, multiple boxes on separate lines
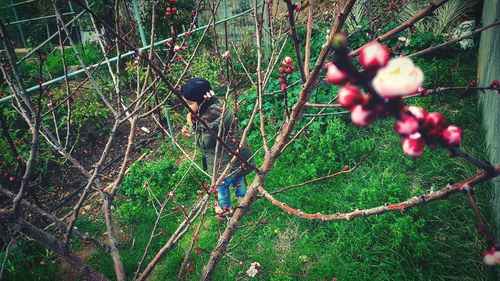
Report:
217,175,247,209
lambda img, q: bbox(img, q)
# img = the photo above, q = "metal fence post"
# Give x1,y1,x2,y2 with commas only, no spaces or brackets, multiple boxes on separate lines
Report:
132,0,147,46
9,0,26,48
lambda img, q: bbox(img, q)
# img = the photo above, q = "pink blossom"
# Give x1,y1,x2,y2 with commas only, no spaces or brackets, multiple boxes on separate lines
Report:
372,57,424,97
325,62,349,85
442,125,462,146
359,41,390,70
395,115,419,136
338,85,362,109
246,262,261,277
351,105,376,127
402,133,425,158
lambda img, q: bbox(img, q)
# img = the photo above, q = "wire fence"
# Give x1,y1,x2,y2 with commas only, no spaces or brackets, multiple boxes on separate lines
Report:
0,0,262,103
1,0,79,48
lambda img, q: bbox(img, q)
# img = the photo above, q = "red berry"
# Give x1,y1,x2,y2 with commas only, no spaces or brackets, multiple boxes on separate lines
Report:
16,156,21,161
469,80,477,87
343,165,349,171
490,80,499,87
295,5,301,12
285,67,292,74
278,67,285,74
9,176,15,181
280,83,287,91
184,31,191,37
278,77,285,83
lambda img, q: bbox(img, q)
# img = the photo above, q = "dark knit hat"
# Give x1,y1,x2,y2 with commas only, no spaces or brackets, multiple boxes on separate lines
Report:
181,78,212,104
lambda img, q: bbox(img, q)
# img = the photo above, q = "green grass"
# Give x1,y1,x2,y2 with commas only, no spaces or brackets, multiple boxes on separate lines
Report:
62,51,496,281
2,31,497,281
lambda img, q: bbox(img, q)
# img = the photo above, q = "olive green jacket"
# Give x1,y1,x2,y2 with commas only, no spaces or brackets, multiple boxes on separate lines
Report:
191,99,254,177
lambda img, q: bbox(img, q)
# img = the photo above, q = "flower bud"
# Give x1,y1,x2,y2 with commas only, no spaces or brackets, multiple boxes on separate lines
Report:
402,133,425,158
325,63,349,85
442,125,462,146
283,56,292,67
407,106,427,122
338,85,362,109
395,115,419,136
351,105,376,127
359,41,390,70
424,112,446,129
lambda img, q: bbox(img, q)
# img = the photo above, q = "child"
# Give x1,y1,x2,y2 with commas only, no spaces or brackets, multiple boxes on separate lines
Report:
180,78,254,221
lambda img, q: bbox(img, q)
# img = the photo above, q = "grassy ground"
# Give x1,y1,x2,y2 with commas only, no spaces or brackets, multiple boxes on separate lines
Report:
2,38,497,281
64,51,496,281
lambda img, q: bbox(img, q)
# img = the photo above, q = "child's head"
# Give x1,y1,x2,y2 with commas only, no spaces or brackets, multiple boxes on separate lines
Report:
181,78,212,112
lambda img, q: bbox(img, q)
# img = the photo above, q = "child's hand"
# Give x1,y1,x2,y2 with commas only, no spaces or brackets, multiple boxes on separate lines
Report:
186,113,193,126
181,125,191,138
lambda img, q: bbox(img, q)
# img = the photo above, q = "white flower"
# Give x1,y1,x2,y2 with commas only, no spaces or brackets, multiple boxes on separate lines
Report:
372,57,424,98
246,262,260,277
483,250,500,265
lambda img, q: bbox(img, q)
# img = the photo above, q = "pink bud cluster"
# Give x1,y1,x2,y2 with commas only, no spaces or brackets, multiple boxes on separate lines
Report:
278,56,296,91
397,107,462,157
165,0,178,17
328,40,462,158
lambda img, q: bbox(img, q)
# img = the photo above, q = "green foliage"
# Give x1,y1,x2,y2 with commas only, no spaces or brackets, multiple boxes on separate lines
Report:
2,5,495,280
